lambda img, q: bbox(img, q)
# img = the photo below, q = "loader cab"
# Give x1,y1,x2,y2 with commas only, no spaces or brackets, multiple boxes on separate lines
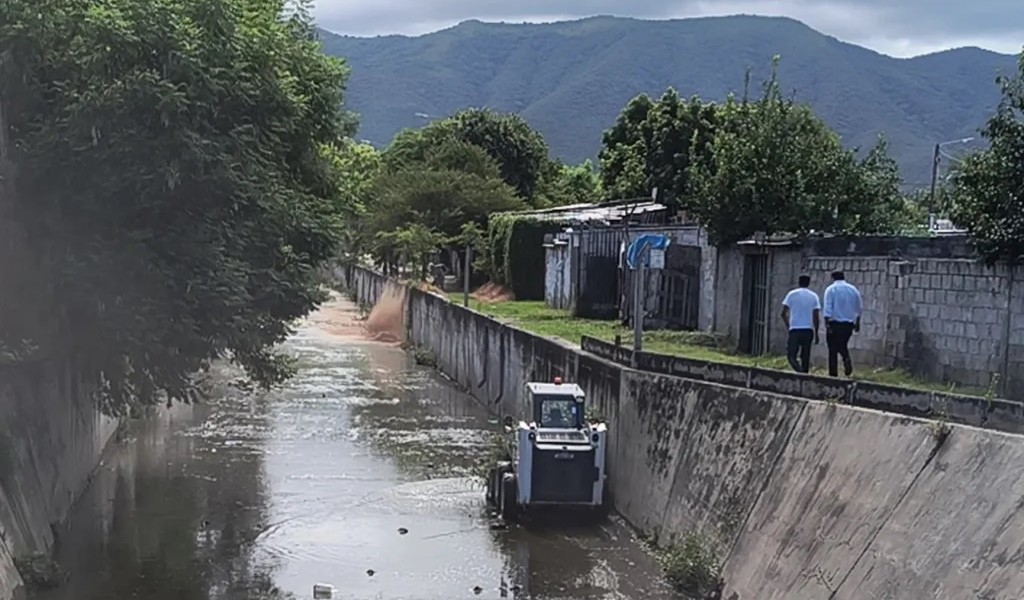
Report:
527,378,585,429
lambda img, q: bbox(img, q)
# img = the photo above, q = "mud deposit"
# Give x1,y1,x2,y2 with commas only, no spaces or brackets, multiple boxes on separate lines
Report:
32,296,678,600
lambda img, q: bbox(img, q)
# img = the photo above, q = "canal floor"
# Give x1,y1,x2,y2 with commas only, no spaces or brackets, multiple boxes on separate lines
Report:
34,296,680,600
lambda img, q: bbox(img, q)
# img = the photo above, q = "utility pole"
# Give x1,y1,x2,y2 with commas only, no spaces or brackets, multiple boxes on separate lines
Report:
928,137,974,231
928,143,940,232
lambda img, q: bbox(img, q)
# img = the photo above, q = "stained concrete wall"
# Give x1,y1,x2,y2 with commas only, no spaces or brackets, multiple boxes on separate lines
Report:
0,359,119,598
340,265,1024,599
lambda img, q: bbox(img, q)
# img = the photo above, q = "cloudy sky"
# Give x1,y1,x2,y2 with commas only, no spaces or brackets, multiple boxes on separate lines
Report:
311,0,1023,57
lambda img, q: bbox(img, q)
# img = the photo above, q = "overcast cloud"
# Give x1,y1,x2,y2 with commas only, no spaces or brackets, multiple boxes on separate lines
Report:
311,0,1024,57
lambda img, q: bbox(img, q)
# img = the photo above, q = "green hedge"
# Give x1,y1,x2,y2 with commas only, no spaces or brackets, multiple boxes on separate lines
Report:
483,215,562,300
486,214,516,286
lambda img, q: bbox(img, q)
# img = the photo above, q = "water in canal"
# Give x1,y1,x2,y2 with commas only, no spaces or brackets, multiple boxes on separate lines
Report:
34,295,679,600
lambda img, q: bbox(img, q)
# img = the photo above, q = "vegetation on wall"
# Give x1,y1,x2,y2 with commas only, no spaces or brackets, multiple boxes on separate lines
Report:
504,217,564,300
1,0,353,413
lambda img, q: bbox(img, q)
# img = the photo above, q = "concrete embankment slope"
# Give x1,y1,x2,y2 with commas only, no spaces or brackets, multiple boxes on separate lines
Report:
338,265,1024,599
0,359,118,598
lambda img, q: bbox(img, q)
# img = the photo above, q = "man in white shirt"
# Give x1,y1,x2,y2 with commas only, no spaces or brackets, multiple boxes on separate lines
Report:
781,274,821,373
823,270,863,377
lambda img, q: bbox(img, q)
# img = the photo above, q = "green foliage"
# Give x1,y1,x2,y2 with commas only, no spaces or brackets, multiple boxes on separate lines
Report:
325,141,382,261
367,123,537,272
482,214,560,298
687,62,919,244
376,223,447,280
536,159,602,206
600,89,717,207
599,94,655,200
656,533,723,598
505,218,563,300
947,55,1024,265
382,109,552,203
485,214,517,285
445,109,551,201
2,0,353,413
368,162,526,244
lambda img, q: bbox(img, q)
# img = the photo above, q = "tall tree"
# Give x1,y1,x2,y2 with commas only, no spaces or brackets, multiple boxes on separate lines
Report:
687,63,913,244
599,89,717,208
599,94,655,199
1,0,353,411
947,54,1024,265
383,109,552,203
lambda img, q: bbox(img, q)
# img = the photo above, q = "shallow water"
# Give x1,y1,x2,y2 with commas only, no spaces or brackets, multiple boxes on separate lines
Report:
34,297,680,600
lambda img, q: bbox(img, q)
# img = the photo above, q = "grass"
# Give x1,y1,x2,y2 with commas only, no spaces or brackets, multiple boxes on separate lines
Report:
447,295,984,396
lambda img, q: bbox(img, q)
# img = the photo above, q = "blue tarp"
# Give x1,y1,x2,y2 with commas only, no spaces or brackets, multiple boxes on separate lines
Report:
625,234,671,269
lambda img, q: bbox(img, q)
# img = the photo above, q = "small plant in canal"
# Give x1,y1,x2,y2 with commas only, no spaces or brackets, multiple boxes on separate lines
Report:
14,554,67,590
470,429,513,487
927,397,952,448
658,533,724,599
413,348,437,368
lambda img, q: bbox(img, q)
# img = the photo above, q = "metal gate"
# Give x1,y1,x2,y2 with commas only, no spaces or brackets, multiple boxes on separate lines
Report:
656,245,702,330
746,254,769,355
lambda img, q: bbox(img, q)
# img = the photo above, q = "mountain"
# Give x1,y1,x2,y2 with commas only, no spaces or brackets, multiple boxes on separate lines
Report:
318,15,1019,187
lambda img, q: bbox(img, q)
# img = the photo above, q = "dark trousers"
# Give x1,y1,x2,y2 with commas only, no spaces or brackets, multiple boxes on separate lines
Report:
786,329,814,373
826,321,855,377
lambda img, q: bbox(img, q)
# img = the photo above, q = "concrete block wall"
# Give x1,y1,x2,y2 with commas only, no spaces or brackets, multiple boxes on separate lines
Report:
0,359,119,599
342,265,1024,599
804,256,895,369
804,256,1021,391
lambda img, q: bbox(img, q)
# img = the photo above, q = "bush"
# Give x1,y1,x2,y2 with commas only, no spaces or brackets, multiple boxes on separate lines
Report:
660,533,723,598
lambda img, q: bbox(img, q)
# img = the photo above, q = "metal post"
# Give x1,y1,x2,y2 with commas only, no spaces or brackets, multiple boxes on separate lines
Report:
928,143,940,231
633,248,646,354
463,245,471,307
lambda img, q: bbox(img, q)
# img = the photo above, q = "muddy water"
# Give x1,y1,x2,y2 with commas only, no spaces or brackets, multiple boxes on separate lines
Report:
34,296,680,600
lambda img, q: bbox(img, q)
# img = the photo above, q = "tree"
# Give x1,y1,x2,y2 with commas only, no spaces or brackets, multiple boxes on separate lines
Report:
1,0,354,411
947,55,1024,265
387,223,447,280
840,136,924,235
599,89,717,208
444,109,551,201
382,109,552,203
687,62,915,244
325,141,382,261
536,159,602,206
599,94,655,199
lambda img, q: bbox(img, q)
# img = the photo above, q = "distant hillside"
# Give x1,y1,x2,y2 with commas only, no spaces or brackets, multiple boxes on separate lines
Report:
319,15,1018,187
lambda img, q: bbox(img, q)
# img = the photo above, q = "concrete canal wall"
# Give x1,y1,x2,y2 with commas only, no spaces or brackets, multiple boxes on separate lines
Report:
0,359,118,598
338,265,1024,599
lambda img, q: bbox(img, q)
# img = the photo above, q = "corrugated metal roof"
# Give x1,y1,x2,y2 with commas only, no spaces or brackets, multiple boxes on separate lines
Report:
501,200,668,224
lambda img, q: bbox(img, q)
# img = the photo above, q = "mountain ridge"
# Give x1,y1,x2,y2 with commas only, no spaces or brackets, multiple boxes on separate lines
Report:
319,15,1019,186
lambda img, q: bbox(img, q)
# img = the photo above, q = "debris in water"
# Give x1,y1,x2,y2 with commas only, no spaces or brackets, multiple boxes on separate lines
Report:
473,586,484,595
397,527,409,535
312,583,335,599
489,521,507,531
366,569,375,577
